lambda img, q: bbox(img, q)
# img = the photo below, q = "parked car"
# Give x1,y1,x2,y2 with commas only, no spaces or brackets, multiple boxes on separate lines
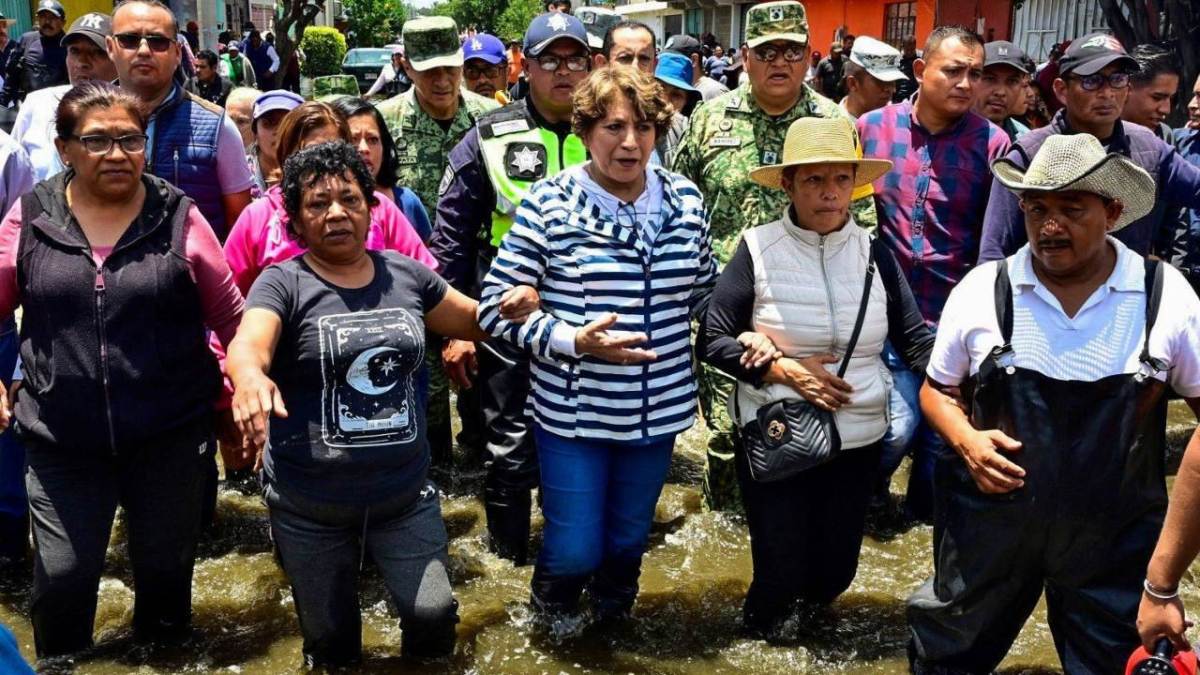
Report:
342,48,393,93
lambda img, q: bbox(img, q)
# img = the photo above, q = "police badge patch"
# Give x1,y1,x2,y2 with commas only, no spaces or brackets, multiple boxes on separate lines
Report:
505,143,547,180
438,165,455,196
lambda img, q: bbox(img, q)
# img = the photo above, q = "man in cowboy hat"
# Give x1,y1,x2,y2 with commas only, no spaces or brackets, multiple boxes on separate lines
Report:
673,0,877,513
909,133,1200,674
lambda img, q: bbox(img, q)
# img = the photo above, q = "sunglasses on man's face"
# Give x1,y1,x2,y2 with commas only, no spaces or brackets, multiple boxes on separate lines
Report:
114,32,174,53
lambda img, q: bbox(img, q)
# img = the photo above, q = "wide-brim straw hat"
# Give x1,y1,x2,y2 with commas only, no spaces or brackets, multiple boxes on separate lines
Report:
749,117,892,189
991,133,1154,232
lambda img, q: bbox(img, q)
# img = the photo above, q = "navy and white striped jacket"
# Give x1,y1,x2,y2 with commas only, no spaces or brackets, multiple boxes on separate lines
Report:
477,166,717,441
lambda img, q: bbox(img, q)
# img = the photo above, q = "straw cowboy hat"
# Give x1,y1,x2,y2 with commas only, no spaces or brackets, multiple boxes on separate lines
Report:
991,133,1155,232
749,117,892,189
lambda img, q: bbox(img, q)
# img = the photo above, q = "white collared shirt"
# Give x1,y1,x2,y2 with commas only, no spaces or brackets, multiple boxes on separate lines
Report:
928,237,1200,396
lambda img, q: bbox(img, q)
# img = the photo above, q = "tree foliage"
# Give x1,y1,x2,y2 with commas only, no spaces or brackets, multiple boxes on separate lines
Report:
269,0,327,89
1098,0,1198,125
343,0,406,47
430,0,507,34
300,26,348,77
495,0,541,42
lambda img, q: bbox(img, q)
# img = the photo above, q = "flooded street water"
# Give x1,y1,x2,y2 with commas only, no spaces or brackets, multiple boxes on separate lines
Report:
2,403,1197,674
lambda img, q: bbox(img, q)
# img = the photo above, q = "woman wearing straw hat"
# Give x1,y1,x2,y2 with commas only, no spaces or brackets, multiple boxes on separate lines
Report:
699,116,934,640
909,133,1200,673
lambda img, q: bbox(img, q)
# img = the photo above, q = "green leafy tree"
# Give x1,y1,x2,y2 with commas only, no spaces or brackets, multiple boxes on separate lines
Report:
430,0,507,34
300,26,348,76
495,0,540,42
343,0,406,47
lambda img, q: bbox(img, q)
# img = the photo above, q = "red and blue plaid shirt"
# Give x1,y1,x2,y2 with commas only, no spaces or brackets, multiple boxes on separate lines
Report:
857,98,1010,325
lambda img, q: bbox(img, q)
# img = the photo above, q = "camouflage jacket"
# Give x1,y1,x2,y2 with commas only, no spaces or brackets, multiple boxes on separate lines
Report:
672,81,876,264
377,87,499,218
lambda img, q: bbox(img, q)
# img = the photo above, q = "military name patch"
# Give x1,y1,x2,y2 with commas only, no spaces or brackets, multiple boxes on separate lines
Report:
710,136,742,147
505,142,546,180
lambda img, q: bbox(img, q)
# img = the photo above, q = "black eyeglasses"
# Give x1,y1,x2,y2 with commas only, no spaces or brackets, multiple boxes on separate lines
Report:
751,45,806,63
114,32,174,53
68,133,148,155
1067,71,1131,91
534,54,589,72
464,64,503,79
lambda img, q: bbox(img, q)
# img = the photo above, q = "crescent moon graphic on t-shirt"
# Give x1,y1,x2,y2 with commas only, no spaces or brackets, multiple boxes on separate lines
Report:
344,346,402,395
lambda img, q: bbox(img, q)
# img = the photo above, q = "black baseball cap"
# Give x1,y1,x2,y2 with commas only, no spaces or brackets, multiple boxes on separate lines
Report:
664,34,702,57
36,0,65,19
984,40,1028,74
62,12,111,50
1059,32,1136,76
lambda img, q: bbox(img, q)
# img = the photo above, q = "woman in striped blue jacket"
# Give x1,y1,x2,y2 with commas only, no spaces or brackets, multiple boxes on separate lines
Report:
477,67,763,630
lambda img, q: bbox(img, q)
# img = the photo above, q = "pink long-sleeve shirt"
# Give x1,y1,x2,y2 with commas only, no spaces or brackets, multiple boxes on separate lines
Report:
223,186,438,297
0,198,245,348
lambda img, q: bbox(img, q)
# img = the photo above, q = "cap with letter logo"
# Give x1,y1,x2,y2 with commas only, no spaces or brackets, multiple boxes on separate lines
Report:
36,0,65,19
745,1,808,49
61,12,111,50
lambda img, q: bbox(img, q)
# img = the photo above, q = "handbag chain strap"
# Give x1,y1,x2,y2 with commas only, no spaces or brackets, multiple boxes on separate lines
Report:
836,238,877,379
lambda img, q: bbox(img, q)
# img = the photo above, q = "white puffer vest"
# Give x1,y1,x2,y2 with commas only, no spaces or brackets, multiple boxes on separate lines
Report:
731,212,891,450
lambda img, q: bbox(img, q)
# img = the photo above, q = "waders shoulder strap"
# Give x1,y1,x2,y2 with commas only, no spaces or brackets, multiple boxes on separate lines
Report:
993,261,1014,345
1141,258,1164,365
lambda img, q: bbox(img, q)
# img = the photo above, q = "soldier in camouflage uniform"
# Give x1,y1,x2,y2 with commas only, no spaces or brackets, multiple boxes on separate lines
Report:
377,17,499,474
673,0,877,512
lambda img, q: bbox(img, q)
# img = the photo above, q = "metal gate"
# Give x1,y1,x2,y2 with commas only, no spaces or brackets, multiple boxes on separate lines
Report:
1011,0,1110,61
0,0,31,36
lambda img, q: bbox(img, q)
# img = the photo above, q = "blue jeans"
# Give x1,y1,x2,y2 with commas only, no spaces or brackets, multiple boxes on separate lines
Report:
879,342,941,521
879,342,922,484
532,427,674,614
0,320,26,555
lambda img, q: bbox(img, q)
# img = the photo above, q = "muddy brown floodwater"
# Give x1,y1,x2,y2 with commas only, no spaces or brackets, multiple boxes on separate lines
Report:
1,403,1197,674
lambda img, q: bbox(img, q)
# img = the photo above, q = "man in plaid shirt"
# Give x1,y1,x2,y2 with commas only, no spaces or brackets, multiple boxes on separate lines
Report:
856,25,1009,521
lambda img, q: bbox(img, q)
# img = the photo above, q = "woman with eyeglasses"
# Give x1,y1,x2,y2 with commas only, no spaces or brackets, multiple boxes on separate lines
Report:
0,81,244,658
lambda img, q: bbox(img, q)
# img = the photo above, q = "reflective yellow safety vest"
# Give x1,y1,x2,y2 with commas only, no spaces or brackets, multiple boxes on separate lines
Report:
477,102,588,248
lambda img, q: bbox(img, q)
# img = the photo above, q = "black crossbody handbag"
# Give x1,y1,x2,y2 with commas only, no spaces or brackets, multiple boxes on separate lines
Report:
735,242,877,483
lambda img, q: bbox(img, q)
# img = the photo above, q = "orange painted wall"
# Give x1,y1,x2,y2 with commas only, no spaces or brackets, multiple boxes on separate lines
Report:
937,0,1013,41
801,0,939,53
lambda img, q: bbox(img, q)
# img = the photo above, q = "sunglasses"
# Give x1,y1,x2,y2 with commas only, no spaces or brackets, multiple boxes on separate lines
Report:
1067,71,1130,91
464,64,503,79
751,45,807,64
534,54,589,72
68,133,148,155
114,32,174,53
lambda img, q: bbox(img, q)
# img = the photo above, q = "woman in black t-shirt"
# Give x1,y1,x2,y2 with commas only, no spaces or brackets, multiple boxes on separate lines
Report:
226,142,526,667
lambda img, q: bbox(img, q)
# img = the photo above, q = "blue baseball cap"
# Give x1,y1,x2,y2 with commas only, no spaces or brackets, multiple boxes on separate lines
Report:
463,33,506,65
252,89,304,125
655,52,698,93
523,13,589,57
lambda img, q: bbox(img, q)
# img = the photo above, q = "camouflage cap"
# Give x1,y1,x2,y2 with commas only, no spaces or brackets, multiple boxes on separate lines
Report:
402,16,464,71
745,1,809,49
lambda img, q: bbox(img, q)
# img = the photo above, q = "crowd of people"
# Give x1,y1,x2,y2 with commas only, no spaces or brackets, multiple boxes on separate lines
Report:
1,0,1200,672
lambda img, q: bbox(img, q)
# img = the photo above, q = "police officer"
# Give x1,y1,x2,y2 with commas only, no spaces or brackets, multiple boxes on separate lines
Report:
431,12,592,564
377,17,498,474
0,0,68,105
672,0,875,512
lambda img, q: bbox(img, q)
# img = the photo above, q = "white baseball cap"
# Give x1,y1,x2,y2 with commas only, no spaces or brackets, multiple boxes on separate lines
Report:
849,36,907,82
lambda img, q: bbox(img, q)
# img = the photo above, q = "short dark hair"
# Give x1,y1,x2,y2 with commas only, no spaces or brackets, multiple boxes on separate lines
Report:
56,80,147,141
545,0,570,10
195,49,218,68
602,20,655,59
281,141,379,244
1130,44,1180,86
113,0,179,37
331,96,398,188
923,25,983,59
